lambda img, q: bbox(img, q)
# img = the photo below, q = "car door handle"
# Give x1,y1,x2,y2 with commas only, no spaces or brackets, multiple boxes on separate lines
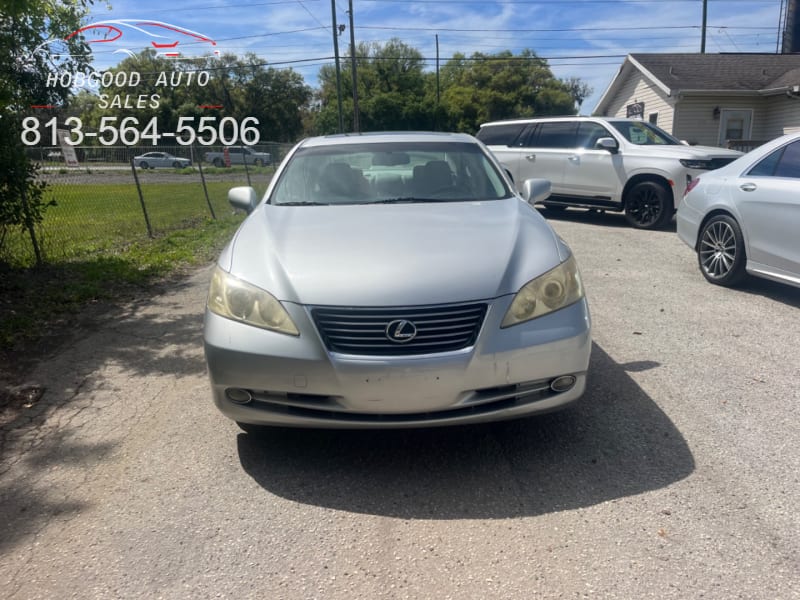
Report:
525,154,536,162
739,183,757,192
568,155,580,162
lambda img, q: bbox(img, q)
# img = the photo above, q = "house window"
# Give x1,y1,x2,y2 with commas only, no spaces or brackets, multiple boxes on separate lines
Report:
725,118,745,140
718,109,753,145
648,113,658,125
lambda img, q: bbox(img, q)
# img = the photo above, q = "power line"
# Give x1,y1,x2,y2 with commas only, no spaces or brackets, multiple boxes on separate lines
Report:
358,24,776,32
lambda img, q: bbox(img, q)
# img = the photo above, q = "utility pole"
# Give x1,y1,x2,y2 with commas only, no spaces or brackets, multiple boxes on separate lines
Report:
435,34,440,131
331,0,344,133
701,0,708,53
348,0,360,133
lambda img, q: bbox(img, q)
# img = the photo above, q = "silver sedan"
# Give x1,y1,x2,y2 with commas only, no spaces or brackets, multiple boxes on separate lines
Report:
677,132,800,288
203,132,592,430
132,152,191,169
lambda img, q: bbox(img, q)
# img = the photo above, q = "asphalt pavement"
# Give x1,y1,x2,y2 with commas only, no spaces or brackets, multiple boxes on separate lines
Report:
1,209,798,599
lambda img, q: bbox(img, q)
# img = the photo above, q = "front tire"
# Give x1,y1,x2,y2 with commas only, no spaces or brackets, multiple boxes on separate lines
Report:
173,161,182,168
254,159,264,167
213,158,224,167
624,181,672,229
697,214,747,286
139,161,149,170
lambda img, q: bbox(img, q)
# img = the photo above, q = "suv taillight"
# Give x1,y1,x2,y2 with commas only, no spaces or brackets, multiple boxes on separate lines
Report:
684,177,701,196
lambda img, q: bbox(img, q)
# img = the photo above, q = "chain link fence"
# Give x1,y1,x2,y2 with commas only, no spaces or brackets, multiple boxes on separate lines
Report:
2,143,292,266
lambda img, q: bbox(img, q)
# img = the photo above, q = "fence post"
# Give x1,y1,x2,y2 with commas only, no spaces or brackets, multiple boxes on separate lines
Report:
129,158,153,238
20,187,43,266
196,149,216,219
243,153,252,188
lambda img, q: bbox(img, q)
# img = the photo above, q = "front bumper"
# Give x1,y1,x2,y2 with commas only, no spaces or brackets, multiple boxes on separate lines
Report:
203,295,592,429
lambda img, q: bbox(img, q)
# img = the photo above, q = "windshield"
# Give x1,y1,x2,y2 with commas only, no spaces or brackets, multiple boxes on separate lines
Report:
269,141,513,205
609,120,682,145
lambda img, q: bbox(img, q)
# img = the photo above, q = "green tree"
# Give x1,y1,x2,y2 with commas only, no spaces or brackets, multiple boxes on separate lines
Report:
70,51,311,144
314,38,432,134
437,49,586,133
311,43,590,136
1,0,100,263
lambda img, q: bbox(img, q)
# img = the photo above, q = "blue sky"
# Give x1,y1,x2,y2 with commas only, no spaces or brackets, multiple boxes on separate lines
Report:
84,0,786,113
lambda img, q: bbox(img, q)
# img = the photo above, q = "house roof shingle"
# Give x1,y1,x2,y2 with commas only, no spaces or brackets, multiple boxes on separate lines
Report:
630,53,800,92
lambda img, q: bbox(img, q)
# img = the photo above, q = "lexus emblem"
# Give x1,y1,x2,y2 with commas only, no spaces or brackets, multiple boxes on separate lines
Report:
385,319,417,343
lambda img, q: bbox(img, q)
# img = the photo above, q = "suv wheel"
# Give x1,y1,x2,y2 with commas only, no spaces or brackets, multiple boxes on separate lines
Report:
623,181,672,229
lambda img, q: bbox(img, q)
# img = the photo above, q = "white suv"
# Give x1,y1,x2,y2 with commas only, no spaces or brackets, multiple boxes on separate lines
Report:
477,117,742,229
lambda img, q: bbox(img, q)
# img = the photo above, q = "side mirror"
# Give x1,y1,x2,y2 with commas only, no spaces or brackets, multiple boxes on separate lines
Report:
521,178,551,205
595,137,619,153
228,186,258,214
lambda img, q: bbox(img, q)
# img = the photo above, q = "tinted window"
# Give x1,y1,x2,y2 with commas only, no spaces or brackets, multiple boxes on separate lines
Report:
747,147,783,176
533,122,577,148
229,147,242,154
774,140,800,178
515,124,537,147
576,122,612,149
476,123,526,146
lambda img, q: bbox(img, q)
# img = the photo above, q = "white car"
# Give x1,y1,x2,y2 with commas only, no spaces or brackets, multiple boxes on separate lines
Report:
133,152,191,169
477,117,742,229
677,132,800,288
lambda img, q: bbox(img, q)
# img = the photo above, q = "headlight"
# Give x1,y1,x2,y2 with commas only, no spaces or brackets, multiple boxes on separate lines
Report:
679,158,713,170
501,255,584,328
207,266,299,335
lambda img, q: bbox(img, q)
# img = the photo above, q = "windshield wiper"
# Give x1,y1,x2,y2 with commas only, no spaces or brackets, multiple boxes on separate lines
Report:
274,201,330,206
369,197,458,204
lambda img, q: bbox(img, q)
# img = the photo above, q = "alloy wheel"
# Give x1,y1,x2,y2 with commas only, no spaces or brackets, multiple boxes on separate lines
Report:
627,187,662,228
699,220,737,279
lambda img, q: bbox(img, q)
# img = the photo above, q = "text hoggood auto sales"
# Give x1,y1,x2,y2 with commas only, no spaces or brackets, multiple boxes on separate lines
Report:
46,70,211,109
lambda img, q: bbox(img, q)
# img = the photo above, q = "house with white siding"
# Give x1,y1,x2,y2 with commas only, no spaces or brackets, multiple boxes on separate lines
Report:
593,53,800,150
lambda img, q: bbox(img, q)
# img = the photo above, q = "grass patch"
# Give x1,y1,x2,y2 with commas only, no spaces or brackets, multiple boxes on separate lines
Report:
2,181,240,264
0,213,243,363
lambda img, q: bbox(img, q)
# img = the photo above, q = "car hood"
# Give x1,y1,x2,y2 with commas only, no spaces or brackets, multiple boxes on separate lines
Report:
222,199,567,306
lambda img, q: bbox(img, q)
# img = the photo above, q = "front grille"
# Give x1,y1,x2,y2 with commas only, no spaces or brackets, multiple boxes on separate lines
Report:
310,303,488,356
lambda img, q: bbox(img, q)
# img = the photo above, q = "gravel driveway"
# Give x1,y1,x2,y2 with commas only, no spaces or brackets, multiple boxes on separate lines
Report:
1,209,798,599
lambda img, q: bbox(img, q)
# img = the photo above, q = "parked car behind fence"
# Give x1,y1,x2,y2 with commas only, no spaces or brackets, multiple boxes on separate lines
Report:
204,145,271,167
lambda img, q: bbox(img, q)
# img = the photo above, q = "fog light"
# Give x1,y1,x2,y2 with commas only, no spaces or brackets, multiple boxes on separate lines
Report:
226,388,253,404
550,375,576,393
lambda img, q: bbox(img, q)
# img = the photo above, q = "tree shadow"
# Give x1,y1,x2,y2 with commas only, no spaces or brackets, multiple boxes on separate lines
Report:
0,257,205,380
0,268,210,554
237,342,694,519
0,438,115,554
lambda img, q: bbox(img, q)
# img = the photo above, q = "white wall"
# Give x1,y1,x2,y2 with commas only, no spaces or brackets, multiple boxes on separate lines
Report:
763,95,800,137
598,70,674,131
673,97,766,147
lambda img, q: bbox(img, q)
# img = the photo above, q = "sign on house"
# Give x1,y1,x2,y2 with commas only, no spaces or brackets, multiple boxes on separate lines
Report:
626,102,645,119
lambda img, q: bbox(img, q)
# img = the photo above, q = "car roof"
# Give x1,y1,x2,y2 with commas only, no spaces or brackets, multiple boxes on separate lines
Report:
479,116,641,127
297,131,477,148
